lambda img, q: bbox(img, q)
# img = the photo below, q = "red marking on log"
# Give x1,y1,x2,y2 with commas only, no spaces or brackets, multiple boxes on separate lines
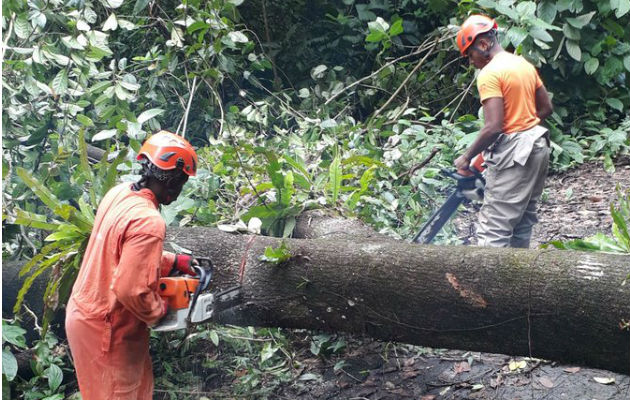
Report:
445,272,487,308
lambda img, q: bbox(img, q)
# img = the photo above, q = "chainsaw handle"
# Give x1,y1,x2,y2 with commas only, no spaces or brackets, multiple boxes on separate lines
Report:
191,258,213,292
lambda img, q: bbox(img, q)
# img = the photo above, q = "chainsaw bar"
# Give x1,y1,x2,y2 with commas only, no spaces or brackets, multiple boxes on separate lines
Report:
412,169,485,244
212,286,242,314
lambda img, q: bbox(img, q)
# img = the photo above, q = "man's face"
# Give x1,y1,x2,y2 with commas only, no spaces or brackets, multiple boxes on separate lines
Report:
157,174,188,205
465,38,491,69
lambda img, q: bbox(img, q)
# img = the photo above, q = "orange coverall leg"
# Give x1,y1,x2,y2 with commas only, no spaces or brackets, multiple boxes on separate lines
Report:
66,298,154,400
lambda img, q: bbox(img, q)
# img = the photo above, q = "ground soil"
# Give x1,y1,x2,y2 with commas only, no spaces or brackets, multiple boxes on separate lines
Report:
269,160,630,400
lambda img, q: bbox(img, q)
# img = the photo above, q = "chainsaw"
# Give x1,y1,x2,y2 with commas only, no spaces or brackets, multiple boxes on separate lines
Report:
153,257,241,332
412,167,485,244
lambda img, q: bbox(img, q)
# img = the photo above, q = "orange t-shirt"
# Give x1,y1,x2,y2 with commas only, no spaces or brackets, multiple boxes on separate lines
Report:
476,51,543,134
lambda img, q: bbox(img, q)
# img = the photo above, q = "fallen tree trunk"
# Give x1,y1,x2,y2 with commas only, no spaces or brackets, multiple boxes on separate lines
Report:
7,225,629,374
165,227,630,374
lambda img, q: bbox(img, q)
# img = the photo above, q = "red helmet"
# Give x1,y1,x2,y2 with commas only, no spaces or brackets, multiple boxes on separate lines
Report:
456,15,498,56
136,131,198,177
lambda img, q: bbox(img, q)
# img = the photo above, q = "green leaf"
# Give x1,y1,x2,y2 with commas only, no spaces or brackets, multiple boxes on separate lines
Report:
14,252,62,314
516,1,536,16
260,342,278,363
51,69,68,96
612,0,630,17
283,154,312,183
14,209,59,230
280,171,294,207
282,217,296,238
328,154,342,205
565,40,582,61
92,129,118,142
584,58,599,75
2,322,27,348
388,19,403,36
507,26,528,47
46,364,63,391
15,15,33,39
102,13,118,31
42,395,64,400
76,114,94,127
604,153,615,174
209,330,220,346
2,159,8,180
562,23,581,40
606,98,624,112
2,349,18,381
16,168,63,216
103,149,127,196
88,81,111,94
566,12,596,28
259,242,292,264
137,108,164,124
537,2,557,23
529,27,553,42
133,0,151,14
368,17,389,33
623,55,630,72
105,0,124,8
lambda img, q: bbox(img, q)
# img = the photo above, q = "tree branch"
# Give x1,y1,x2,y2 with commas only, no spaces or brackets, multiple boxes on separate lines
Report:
372,36,442,118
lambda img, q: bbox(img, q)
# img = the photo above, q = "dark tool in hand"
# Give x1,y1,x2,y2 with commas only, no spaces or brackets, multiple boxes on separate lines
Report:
412,168,485,244
153,257,241,331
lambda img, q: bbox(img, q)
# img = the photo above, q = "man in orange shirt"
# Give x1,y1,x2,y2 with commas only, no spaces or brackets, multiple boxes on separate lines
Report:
65,131,198,399
454,15,554,248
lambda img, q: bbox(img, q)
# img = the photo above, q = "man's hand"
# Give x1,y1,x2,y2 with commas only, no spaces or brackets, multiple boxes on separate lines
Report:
174,254,199,275
454,154,472,175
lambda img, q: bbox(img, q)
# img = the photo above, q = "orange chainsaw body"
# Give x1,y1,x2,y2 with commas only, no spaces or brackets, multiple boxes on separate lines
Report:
158,277,199,310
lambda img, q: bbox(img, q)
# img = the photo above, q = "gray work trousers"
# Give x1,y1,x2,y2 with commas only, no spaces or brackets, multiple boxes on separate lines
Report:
476,125,550,248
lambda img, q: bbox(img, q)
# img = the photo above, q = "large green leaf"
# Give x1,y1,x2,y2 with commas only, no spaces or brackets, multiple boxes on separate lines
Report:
46,364,64,391
566,12,595,28
328,154,342,205
611,204,630,251
137,108,164,124
51,69,68,96
78,129,97,206
537,2,557,23
605,98,624,112
2,322,27,348
283,154,312,183
14,252,63,314
565,40,582,61
2,349,18,381
16,168,63,216
507,26,528,47
612,0,630,18
14,209,60,231
584,58,599,75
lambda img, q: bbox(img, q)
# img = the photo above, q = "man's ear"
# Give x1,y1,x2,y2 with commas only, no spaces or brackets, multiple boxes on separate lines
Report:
479,37,491,51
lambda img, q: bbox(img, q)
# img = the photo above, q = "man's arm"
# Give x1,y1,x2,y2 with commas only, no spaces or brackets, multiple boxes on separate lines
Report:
454,97,504,172
112,233,167,325
535,85,553,121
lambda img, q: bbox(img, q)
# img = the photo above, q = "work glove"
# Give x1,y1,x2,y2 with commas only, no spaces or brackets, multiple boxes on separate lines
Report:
173,254,198,275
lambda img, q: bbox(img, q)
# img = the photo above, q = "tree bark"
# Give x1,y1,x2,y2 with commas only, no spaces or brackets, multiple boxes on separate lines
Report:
165,227,630,374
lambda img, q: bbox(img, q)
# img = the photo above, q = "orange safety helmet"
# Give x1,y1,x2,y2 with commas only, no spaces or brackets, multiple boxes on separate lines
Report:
136,131,198,177
456,15,498,56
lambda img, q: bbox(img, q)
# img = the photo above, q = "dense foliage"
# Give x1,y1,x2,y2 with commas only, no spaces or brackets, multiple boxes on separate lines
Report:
2,0,630,398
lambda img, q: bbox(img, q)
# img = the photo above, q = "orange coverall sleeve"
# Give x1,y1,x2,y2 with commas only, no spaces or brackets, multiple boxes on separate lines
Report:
112,233,167,326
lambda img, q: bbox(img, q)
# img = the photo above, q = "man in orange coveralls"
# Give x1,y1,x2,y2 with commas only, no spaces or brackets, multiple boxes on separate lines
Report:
65,131,199,399
453,15,553,248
